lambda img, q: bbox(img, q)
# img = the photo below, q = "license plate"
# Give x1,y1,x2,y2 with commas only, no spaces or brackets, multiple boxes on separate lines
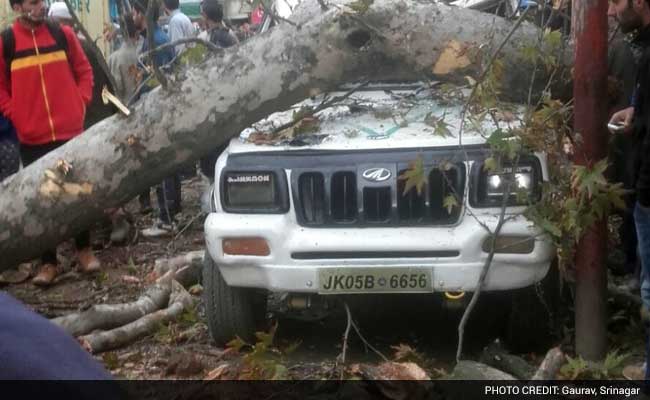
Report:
318,267,432,294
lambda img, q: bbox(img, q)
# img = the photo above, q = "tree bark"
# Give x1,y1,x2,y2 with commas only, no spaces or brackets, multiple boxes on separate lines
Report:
0,0,554,269
531,347,565,380
147,251,203,287
79,281,193,353
52,280,172,336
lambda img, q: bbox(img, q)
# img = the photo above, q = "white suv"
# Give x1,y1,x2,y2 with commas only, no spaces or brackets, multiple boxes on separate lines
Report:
202,82,557,349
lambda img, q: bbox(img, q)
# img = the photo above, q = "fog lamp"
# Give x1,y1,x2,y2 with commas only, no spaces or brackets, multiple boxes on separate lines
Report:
482,235,535,254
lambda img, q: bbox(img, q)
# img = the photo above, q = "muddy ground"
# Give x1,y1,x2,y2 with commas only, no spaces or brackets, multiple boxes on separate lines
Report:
2,177,646,380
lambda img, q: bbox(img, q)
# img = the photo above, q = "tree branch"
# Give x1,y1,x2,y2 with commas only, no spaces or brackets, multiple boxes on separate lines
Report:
138,37,222,59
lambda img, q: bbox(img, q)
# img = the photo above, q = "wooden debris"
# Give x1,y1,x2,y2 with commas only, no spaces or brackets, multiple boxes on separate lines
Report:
79,281,193,354
531,347,565,380
52,280,172,336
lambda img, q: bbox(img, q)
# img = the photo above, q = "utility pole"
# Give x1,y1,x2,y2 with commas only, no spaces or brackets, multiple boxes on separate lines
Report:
572,0,609,360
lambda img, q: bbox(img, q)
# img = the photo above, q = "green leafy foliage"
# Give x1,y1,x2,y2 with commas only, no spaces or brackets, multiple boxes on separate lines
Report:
527,159,627,265
224,323,298,380
559,350,629,380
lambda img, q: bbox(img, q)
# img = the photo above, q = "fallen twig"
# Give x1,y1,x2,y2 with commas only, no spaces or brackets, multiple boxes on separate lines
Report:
339,302,353,379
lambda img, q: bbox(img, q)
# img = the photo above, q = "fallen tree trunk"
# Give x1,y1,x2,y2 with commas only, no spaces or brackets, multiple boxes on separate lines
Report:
79,281,193,353
52,280,172,336
0,0,560,269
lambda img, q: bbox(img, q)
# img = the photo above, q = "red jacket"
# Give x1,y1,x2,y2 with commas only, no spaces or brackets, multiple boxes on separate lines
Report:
0,20,93,145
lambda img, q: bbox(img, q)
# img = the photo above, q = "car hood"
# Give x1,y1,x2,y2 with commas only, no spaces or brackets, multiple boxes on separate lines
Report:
228,83,521,154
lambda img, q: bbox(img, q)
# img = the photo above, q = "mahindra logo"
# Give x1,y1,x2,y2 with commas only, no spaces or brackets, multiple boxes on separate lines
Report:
362,168,392,182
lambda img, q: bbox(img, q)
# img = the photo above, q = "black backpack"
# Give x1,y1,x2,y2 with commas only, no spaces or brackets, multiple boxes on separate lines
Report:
1,20,69,79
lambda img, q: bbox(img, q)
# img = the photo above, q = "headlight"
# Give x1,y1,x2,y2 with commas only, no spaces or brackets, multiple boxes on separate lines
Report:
472,160,542,207
486,166,534,198
221,170,289,213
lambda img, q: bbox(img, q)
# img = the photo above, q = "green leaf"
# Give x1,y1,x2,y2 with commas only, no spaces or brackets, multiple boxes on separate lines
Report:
443,194,459,215
348,0,374,14
539,218,562,238
483,157,498,173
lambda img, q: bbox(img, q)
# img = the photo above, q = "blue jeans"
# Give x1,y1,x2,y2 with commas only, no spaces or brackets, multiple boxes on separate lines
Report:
634,202,650,381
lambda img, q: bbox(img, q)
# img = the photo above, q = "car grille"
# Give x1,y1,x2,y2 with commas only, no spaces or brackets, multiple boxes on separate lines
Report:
294,163,465,227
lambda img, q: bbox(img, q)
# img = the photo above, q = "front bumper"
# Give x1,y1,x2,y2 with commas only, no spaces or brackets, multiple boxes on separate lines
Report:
204,210,554,293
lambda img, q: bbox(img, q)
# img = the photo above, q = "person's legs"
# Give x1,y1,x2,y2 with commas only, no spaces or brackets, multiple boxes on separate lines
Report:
156,174,181,225
20,143,65,285
634,203,650,382
75,230,100,273
138,189,152,214
635,203,650,309
20,142,101,281
0,139,20,181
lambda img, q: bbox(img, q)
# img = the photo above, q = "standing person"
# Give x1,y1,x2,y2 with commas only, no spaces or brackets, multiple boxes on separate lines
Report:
608,36,641,290
0,0,98,286
163,0,196,180
47,3,131,244
609,0,650,381
198,0,237,182
108,13,140,103
162,0,195,54
132,0,180,237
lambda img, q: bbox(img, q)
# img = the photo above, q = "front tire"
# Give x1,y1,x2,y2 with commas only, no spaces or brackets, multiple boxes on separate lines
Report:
202,252,266,345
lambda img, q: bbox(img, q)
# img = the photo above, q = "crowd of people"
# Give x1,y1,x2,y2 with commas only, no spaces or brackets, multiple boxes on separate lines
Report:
0,0,241,286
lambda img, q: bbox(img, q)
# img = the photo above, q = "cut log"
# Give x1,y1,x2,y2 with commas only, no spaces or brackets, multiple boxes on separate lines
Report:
0,0,564,270
79,281,193,353
531,347,565,380
480,341,536,379
52,280,172,336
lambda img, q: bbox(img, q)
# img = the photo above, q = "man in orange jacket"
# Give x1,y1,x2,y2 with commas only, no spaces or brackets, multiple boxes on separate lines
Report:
0,0,98,286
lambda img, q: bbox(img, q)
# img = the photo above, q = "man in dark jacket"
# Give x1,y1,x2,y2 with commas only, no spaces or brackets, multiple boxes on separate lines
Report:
609,0,650,381
0,0,99,286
